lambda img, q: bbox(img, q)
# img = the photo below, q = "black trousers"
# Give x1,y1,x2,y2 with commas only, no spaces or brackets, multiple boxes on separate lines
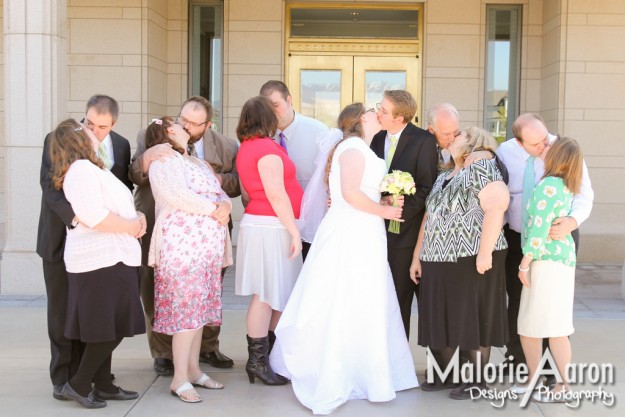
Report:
42,259,83,387
388,246,419,339
504,225,579,363
301,241,312,261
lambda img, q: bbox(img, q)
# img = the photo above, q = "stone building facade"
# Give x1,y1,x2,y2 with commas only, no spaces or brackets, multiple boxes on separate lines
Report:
2,0,624,293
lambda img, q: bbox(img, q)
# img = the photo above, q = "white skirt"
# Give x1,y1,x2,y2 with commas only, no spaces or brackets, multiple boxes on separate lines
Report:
235,214,303,311
518,260,575,338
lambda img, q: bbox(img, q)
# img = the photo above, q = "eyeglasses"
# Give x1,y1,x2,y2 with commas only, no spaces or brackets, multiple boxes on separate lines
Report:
73,127,83,132
365,108,376,113
375,102,389,116
177,115,208,128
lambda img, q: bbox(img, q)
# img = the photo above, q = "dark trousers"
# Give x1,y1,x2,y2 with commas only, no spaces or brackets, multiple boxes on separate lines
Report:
139,265,222,359
42,259,83,387
388,246,419,339
302,241,312,262
504,225,579,363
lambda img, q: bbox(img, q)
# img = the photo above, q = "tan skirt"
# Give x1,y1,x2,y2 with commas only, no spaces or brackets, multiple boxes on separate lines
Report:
518,260,575,338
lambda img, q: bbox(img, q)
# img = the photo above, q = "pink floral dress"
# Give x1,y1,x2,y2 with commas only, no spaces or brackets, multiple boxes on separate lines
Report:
149,154,230,334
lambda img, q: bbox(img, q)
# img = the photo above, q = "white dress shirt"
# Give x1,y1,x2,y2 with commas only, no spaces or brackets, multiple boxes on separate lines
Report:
275,112,329,190
496,133,594,233
194,137,205,159
384,125,407,160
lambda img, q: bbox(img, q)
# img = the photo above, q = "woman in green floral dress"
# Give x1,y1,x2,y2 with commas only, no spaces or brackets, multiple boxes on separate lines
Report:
517,137,585,400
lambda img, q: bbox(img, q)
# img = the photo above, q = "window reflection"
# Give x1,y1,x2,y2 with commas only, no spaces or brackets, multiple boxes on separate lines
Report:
365,71,407,110
190,4,223,131
301,70,341,127
484,6,521,142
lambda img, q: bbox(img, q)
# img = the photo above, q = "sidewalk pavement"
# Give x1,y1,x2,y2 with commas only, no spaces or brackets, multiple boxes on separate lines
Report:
1,263,623,416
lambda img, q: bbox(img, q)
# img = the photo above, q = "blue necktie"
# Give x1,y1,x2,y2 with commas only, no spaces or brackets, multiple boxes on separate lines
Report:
521,156,536,246
279,132,287,153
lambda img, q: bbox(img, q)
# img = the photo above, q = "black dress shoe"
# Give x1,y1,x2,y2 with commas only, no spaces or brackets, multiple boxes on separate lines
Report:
154,358,174,376
199,350,234,368
449,382,488,400
53,384,68,400
94,386,139,401
61,383,107,409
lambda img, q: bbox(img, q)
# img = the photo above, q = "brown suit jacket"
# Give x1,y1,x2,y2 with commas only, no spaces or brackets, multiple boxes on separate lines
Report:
129,128,241,264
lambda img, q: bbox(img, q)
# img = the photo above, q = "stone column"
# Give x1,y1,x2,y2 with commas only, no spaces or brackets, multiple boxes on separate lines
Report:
1,0,67,294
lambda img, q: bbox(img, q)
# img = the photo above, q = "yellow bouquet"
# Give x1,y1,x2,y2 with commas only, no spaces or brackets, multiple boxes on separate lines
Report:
380,170,416,234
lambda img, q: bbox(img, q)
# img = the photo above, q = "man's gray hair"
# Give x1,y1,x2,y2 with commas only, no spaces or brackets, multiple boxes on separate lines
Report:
427,103,459,128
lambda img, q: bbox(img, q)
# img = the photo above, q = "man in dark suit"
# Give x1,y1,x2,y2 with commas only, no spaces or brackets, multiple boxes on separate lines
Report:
129,96,240,375
371,90,438,339
36,95,133,400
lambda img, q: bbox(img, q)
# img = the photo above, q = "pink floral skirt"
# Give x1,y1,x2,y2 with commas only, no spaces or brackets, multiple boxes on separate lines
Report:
153,211,226,334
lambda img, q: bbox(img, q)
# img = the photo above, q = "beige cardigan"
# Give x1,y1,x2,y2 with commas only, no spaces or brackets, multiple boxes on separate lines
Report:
147,153,233,269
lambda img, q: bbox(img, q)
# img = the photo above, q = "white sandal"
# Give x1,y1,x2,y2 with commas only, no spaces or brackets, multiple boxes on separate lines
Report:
170,382,202,403
192,373,225,390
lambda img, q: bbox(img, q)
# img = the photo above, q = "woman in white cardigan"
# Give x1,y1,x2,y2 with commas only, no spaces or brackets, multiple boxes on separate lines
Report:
146,117,232,403
49,119,147,409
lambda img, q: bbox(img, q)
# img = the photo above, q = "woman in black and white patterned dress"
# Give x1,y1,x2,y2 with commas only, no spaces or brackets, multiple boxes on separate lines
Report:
409,126,510,400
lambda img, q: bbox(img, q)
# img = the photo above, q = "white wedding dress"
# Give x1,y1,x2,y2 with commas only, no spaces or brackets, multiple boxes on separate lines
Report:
270,137,418,415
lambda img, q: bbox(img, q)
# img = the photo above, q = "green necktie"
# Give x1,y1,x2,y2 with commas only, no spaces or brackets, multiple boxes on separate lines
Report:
521,156,536,246
98,142,113,170
386,135,398,170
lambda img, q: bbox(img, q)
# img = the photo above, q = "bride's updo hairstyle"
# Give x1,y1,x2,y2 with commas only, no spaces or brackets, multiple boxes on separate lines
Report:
324,103,366,188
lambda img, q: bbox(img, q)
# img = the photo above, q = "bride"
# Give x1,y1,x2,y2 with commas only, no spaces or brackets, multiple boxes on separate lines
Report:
270,103,419,415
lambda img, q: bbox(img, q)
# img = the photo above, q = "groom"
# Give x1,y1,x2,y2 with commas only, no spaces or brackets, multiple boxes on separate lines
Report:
371,90,438,339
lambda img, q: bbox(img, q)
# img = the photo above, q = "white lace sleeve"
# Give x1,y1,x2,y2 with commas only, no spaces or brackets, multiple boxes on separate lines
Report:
299,128,344,242
149,155,217,215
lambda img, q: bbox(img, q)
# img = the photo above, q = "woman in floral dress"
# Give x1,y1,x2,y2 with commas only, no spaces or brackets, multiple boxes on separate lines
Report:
146,117,233,403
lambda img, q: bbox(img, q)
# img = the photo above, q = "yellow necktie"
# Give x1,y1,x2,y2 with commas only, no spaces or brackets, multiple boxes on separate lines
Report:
386,135,398,170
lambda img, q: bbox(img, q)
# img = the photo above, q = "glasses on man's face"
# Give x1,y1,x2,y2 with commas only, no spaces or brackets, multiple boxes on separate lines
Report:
177,115,207,129
375,102,389,116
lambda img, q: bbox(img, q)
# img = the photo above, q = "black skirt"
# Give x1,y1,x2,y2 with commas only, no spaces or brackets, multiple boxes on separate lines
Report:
65,262,146,343
418,249,508,350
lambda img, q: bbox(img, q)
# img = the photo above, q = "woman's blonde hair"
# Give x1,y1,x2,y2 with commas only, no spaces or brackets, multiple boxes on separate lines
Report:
324,103,366,188
49,119,104,190
543,136,583,194
444,126,498,169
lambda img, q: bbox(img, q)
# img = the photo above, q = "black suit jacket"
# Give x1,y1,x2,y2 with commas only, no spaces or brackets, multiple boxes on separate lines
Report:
36,131,133,262
371,122,438,249
109,131,134,191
